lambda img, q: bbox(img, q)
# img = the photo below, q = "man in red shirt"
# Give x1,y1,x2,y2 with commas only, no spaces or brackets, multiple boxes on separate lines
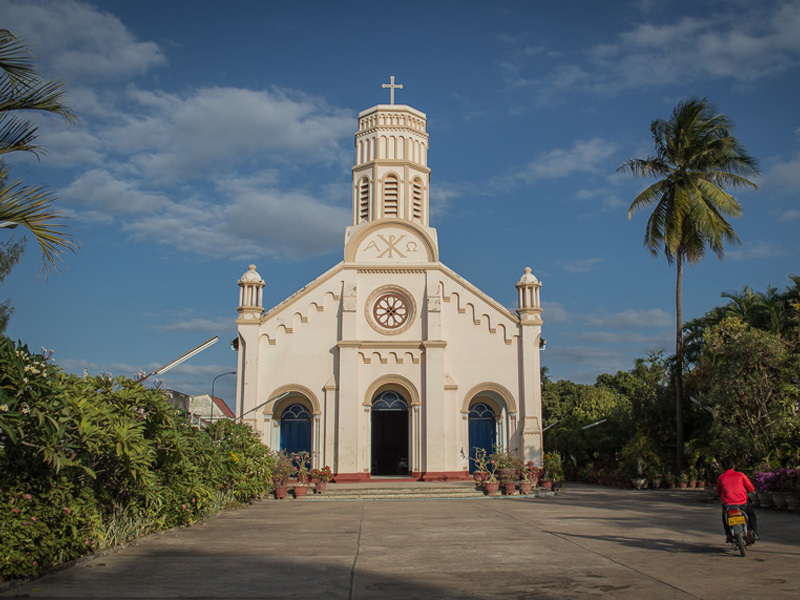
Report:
716,457,758,542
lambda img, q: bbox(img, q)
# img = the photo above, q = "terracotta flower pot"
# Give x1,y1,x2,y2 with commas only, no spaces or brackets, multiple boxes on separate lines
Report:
484,481,500,496
315,481,328,494
519,482,532,495
502,481,516,495
540,479,553,491
473,472,488,484
293,484,309,499
274,486,288,500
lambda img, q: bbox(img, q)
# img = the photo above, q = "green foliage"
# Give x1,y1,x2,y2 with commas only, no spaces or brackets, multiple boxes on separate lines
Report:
542,378,634,470
1,30,79,277
206,419,274,502
691,317,800,467
0,337,272,581
543,452,564,480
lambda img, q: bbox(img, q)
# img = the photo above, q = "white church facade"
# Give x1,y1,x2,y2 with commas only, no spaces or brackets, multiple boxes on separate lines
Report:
234,83,544,481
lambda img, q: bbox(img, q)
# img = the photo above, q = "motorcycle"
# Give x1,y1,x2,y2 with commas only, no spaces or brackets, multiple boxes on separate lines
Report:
726,505,755,556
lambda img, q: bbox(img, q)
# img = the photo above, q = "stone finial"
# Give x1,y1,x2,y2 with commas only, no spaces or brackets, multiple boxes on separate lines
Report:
238,264,265,312
517,266,539,286
516,266,542,323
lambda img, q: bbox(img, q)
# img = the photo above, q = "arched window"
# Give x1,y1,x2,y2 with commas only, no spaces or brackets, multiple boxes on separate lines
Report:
383,175,398,217
372,390,408,411
412,178,423,222
359,177,370,222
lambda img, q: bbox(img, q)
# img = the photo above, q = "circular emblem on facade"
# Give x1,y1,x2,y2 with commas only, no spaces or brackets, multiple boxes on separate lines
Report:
366,287,416,334
373,293,409,329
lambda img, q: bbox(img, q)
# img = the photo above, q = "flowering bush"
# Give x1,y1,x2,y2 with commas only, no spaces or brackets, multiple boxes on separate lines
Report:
291,451,311,480
521,461,543,484
471,448,497,482
312,466,333,482
753,468,800,493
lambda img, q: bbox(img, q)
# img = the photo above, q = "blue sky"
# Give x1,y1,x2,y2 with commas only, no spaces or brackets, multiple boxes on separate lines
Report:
3,0,799,408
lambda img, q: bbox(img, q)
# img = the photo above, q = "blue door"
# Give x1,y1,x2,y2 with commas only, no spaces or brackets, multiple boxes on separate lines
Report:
468,402,496,473
280,404,312,455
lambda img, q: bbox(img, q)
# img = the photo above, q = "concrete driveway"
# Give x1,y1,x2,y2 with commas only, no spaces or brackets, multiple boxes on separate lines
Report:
2,484,798,599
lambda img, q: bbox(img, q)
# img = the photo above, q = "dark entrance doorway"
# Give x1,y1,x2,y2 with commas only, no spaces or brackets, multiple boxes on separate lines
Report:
468,402,496,473
371,390,409,476
280,403,312,456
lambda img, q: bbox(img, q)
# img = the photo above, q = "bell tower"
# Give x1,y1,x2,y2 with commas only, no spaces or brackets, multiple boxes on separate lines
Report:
351,76,431,226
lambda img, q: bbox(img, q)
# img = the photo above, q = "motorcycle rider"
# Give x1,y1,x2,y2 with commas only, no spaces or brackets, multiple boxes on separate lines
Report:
716,457,758,542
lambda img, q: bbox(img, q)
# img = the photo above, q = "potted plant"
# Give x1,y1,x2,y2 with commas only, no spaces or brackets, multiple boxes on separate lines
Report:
272,451,294,499
291,451,311,498
471,448,490,484
519,461,542,494
312,466,333,494
541,452,564,491
646,467,662,489
483,458,500,496
687,466,698,488
492,447,524,484
678,470,689,489
500,469,517,495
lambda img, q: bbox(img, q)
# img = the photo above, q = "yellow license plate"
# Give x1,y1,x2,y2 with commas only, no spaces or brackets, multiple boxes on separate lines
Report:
728,515,745,526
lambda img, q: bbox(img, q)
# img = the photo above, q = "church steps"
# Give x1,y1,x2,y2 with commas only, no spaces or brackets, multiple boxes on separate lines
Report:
267,482,555,501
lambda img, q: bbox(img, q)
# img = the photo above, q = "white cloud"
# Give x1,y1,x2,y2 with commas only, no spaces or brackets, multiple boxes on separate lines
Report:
503,2,800,101
763,153,800,192
63,169,170,213
779,209,800,221
99,87,353,182
541,301,570,323
560,257,602,273
1,0,165,82
518,138,617,182
586,308,672,330
159,317,235,334
577,331,663,345
727,241,787,260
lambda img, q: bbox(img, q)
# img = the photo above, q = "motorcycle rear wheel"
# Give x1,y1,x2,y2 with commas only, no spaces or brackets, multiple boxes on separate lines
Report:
735,532,746,557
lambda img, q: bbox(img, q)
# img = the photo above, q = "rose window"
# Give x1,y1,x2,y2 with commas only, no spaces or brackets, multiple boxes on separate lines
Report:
372,293,410,329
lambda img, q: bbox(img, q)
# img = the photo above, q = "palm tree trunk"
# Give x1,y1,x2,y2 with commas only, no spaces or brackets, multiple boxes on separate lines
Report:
675,253,685,473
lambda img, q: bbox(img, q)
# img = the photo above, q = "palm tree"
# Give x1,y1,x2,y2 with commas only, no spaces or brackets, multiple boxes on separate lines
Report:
1,29,78,277
618,97,759,472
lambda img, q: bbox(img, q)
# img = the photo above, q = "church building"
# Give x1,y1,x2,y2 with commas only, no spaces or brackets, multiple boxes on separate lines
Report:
234,80,545,481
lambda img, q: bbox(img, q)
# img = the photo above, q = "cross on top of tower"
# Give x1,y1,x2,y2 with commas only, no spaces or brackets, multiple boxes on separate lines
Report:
381,75,403,105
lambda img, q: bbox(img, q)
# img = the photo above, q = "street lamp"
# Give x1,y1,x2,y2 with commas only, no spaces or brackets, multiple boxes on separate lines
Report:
138,336,219,383
211,370,236,425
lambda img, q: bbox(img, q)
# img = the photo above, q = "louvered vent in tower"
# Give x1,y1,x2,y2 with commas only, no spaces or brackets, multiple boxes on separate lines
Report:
412,178,423,221
359,178,370,222
384,175,398,217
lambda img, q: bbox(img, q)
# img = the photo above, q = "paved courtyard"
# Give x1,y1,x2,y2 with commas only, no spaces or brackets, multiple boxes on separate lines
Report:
2,484,798,599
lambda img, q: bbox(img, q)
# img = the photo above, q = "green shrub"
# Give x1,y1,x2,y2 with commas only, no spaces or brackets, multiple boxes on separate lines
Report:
0,337,274,581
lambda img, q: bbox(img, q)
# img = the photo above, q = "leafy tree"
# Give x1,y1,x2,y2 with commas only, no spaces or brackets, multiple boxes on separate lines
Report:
542,379,632,473
618,97,759,471
0,29,78,278
691,317,800,467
